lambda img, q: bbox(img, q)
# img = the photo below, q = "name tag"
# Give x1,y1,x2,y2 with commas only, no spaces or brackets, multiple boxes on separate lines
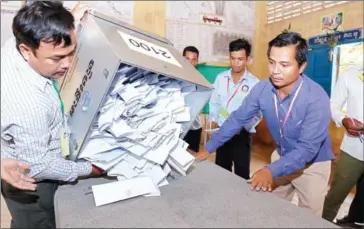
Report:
359,73,364,82
60,125,70,158
219,107,229,120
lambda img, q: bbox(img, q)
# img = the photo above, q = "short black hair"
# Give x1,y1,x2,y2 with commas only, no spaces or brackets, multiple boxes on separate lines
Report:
267,32,308,67
229,38,252,57
12,1,74,52
183,46,199,58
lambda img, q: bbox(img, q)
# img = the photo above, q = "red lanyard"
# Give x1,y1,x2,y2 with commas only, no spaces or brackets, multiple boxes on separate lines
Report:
273,80,304,153
226,78,245,109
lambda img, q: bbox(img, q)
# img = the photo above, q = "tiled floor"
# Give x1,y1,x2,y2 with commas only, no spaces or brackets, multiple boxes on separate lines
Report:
0,145,354,228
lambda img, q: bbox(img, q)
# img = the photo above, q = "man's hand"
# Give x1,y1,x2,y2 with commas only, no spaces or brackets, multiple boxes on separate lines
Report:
342,117,364,137
1,158,37,191
194,150,210,162
248,167,273,192
207,121,219,138
90,165,104,177
210,121,219,130
71,3,89,27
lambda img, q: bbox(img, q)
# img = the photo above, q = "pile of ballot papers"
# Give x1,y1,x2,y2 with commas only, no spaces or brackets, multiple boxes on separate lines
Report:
78,64,199,206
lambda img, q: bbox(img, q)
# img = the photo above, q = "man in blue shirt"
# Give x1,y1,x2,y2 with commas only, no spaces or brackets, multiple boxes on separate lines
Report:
195,32,334,216
208,38,261,180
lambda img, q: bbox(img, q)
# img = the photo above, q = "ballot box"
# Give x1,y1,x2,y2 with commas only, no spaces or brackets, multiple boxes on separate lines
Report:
59,11,213,199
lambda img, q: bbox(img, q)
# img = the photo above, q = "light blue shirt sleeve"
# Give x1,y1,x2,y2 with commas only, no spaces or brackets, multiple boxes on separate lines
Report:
208,74,222,123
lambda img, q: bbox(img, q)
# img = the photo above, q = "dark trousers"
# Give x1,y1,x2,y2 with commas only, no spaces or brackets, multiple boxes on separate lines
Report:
347,174,364,223
322,151,364,222
183,128,202,152
1,179,59,229
215,129,251,180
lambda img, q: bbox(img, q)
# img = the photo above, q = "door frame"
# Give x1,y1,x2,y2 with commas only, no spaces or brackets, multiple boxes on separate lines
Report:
307,38,364,97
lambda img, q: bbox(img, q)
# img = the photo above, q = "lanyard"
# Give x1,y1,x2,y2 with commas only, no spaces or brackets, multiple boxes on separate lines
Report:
273,80,304,153
226,78,245,109
52,80,64,115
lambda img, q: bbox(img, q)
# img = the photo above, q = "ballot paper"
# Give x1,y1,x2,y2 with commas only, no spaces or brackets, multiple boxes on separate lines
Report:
77,64,198,206
92,176,160,207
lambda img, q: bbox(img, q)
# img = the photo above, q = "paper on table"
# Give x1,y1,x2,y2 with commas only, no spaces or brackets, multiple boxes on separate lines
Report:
124,153,148,169
110,118,133,138
117,175,127,181
91,176,160,206
162,162,172,175
142,164,167,185
143,131,179,165
78,138,120,159
174,107,191,122
125,143,150,157
167,157,186,176
88,148,127,163
177,139,189,150
107,160,139,178
143,144,170,165
169,147,195,168
158,179,169,188
92,151,128,171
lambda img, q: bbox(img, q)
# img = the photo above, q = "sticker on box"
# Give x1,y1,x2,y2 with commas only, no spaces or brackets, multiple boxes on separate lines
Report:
118,31,182,68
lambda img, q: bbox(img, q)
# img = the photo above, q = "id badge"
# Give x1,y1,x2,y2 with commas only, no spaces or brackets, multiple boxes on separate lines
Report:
60,117,70,158
60,126,70,158
219,107,229,120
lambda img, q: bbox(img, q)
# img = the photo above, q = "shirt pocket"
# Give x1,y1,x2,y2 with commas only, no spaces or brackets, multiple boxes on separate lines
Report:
284,110,305,139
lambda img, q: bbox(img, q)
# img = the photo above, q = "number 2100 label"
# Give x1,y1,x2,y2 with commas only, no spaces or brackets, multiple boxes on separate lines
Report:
118,30,182,68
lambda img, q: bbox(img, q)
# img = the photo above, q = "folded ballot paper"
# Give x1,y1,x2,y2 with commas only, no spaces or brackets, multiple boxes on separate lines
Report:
77,65,197,206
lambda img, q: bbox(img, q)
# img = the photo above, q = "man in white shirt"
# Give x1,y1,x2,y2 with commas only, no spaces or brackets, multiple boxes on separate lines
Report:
208,38,261,179
1,2,102,228
182,46,203,153
322,67,364,227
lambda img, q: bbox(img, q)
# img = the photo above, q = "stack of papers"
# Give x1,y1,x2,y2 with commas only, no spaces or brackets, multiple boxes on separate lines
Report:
78,64,198,206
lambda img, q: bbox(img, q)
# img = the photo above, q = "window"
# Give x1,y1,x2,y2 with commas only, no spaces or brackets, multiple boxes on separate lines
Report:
266,1,348,24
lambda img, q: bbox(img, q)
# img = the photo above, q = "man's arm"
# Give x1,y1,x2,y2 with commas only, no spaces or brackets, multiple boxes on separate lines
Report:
266,93,331,178
205,82,263,153
330,74,348,127
244,111,263,133
12,102,92,182
208,76,221,124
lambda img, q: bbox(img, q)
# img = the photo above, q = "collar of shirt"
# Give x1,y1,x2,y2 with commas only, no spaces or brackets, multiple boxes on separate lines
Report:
7,38,52,92
270,74,305,102
224,68,252,84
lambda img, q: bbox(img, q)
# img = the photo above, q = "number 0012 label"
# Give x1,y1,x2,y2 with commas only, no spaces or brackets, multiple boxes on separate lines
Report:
118,31,182,68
